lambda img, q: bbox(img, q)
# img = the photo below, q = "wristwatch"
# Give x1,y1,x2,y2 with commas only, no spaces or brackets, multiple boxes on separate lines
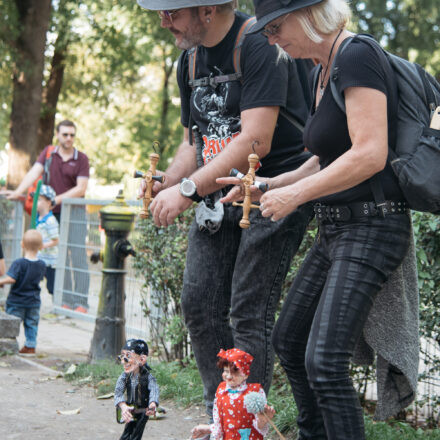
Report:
179,178,202,202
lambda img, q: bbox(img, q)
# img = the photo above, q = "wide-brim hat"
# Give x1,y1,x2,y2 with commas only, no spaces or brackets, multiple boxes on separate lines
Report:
137,0,233,10
249,0,324,34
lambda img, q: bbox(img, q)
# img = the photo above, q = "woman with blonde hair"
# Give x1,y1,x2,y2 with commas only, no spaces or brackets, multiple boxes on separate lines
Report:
219,0,412,438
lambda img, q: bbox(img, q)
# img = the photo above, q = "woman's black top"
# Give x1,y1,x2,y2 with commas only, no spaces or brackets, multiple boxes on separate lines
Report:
303,37,404,204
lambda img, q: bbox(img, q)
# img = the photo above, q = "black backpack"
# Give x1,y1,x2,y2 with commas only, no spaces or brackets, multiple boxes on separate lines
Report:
325,34,440,214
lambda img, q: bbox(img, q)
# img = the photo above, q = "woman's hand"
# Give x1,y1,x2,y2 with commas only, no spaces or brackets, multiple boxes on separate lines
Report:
259,185,300,221
216,176,269,204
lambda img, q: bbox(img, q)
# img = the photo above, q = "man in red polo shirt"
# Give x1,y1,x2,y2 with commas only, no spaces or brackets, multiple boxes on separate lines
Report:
5,120,90,312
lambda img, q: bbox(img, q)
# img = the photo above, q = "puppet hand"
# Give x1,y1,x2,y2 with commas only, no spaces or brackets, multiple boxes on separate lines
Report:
191,424,211,439
146,402,157,416
119,403,134,423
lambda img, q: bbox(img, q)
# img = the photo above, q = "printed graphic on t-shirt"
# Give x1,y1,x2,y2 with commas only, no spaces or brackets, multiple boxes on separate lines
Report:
191,75,241,164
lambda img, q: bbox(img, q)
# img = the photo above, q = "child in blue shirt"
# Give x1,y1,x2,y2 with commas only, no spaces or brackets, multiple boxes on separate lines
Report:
36,185,59,295
0,229,46,356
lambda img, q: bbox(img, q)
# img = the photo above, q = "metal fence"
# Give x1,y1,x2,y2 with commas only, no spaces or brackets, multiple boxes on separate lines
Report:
51,198,152,340
0,198,23,267
0,197,151,340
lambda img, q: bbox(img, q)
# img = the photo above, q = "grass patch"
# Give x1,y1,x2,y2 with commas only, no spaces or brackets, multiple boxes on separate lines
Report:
64,359,440,439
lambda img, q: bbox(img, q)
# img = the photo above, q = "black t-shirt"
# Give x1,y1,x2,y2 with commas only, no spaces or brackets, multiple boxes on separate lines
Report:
303,37,404,204
177,11,312,178
6,258,46,308
0,242,3,259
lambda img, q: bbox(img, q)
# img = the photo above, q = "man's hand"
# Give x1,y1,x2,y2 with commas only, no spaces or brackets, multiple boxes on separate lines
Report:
150,184,192,227
145,402,157,417
137,171,176,200
0,190,24,201
119,402,134,423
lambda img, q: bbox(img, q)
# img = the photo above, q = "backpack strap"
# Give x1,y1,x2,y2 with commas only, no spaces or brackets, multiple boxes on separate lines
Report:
232,16,257,76
187,17,256,89
43,145,56,185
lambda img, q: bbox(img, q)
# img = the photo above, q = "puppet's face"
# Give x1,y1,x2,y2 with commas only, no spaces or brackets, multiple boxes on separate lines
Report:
119,350,142,374
222,364,248,389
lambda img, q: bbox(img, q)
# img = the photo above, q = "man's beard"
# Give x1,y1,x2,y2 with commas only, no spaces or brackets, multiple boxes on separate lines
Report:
173,17,207,50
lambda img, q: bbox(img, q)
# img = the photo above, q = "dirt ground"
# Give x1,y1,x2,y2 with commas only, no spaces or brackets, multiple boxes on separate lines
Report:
0,294,207,440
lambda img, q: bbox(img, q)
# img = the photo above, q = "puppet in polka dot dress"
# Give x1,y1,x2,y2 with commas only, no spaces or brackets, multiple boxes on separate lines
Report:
191,348,275,440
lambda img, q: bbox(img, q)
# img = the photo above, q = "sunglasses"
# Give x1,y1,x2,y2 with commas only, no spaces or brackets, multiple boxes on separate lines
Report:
61,133,75,138
157,9,179,23
117,352,135,363
262,13,291,38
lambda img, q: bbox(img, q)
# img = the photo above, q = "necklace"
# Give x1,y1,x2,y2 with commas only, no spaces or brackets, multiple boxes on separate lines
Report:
319,29,343,97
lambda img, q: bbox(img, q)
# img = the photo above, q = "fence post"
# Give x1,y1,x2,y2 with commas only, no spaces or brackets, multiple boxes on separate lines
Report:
53,201,70,307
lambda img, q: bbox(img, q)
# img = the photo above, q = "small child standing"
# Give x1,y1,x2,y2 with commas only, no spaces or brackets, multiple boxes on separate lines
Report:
191,348,275,440
36,185,59,296
114,339,160,440
0,229,46,356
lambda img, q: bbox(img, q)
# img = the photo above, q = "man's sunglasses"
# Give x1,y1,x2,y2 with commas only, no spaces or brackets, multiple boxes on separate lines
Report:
261,13,291,38
157,9,179,22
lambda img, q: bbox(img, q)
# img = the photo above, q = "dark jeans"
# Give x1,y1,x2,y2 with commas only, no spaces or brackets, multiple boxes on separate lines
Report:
181,203,312,416
45,266,55,295
272,214,411,440
55,208,90,308
6,305,40,348
120,414,148,440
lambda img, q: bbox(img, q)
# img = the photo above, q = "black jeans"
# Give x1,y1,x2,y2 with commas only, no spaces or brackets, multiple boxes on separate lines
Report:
272,214,411,439
181,203,312,416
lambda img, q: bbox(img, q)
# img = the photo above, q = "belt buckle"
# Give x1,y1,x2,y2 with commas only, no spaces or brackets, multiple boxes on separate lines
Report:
375,202,388,217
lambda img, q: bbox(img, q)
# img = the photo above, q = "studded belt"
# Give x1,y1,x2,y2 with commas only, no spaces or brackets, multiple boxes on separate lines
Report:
314,200,408,222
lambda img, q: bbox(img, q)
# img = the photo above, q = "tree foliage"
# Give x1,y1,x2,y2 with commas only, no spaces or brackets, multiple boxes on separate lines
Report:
0,0,439,186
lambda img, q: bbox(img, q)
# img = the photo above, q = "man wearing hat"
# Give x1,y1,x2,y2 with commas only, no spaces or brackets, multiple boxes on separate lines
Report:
137,0,313,418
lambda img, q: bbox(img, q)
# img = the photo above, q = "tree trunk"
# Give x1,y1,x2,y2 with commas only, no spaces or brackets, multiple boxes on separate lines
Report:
37,37,67,152
7,0,51,189
157,49,174,168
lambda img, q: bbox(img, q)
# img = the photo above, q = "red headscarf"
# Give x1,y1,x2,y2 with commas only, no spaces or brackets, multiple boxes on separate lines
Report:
217,348,254,376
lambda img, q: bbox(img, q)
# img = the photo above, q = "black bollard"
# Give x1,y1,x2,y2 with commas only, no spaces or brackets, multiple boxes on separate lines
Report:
89,190,136,361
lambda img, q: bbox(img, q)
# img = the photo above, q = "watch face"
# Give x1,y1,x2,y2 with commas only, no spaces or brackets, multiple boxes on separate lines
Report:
180,179,196,197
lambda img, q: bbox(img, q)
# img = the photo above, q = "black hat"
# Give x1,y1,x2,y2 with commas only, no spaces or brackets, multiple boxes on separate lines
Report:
137,0,233,10
123,339,149,355
250,0,324,34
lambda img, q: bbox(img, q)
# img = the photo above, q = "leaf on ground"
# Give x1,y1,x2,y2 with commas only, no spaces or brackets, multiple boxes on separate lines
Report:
56,407,81,415
0,361,10,368
78,375,92,383
65,364,77,375
42,313,58,320
97,392,114,399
